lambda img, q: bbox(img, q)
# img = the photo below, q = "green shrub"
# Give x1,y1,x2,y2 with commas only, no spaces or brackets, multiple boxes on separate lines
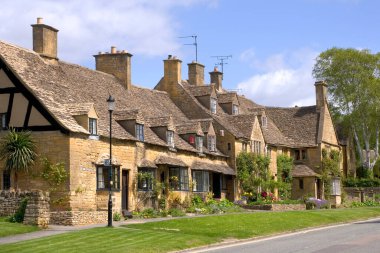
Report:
113,212,122,221
351,200,380,207
138,208,160,218
168,208,186,217
9,198,28,223
343,178,380,187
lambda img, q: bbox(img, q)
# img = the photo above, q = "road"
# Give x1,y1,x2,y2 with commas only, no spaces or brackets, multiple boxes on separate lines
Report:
187,218,380,253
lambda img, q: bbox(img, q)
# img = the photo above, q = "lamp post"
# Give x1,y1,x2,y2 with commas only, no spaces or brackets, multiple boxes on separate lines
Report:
107,95,115,227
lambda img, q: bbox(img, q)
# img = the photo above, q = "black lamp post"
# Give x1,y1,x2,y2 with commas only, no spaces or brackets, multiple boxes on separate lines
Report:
107,95,115,227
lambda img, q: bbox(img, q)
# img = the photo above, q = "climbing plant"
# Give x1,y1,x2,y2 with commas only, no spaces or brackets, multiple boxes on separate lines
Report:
276,154,294,199
236,152,272,199
321,149,341,197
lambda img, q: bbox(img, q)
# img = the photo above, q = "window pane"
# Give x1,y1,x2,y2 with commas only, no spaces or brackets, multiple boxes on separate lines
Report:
0,114,6,129
136,124,144,141
97,166,120,190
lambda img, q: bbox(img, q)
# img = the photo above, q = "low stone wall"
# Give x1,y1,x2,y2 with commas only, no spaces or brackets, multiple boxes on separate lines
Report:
344,187,380,202
244,203,306,211
50,210,108,226
0,190,50,227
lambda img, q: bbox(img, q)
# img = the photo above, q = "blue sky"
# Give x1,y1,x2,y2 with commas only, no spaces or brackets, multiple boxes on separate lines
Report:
1,0,379,106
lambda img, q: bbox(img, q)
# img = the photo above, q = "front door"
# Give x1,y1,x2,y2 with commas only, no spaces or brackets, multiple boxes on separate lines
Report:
122,170,129,210
213,173,221,198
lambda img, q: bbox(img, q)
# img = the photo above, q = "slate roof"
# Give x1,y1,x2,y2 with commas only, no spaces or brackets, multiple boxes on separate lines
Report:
176,122,204,136
217,92,237,104
265,106,319,147
187,85,213,97
190,161,236,175
291,164,321,178
0,41,216,155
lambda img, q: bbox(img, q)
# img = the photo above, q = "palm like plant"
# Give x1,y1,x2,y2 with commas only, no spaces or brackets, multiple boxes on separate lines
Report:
0,129,37,189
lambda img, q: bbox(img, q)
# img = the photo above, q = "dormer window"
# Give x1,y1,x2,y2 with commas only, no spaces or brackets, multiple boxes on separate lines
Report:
89,118,97,135
262,116,267,128
0,113,7,130
208,135,216,152
196,136,203,153
294,149,307,161
232,104,239,115
167,130,175,148
136,124,144,141
210,98,217,114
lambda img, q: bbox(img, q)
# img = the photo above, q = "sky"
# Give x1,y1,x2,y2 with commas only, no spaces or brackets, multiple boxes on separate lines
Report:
1,0,379,107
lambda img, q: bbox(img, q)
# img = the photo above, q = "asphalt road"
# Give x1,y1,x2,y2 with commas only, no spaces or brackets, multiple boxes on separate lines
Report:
188,218,380,253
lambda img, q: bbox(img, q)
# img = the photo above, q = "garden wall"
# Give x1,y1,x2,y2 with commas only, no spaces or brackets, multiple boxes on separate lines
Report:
243,203,306,211
0,190,50,227
50,211,108,226
344,187,380,202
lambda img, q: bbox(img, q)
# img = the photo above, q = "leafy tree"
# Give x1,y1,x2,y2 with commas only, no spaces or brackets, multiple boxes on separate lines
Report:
0,129,37,189
276,154,294,199
313,48,380,171
321,149,341,197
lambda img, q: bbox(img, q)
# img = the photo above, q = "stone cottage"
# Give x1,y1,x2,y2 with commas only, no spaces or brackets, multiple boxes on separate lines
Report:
0,19,235,225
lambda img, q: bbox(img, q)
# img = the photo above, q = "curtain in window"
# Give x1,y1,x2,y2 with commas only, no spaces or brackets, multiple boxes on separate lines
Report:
97,167,105,189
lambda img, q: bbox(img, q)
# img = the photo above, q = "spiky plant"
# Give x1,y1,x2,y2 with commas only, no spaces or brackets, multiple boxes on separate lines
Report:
0,129,37,189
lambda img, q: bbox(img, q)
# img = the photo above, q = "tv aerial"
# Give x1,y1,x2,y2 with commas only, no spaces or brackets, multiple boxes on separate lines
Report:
211,55,232,79
179,35,198,62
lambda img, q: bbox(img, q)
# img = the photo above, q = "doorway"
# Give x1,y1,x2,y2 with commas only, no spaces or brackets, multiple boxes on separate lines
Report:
212,173,221,198
122,170,129,210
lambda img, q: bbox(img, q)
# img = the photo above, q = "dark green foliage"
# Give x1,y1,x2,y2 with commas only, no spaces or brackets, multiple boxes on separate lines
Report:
236,152,272,198
9,198,28,223
276,154,293,199
343,177,380,187
168,208,186,217
113,212,122,221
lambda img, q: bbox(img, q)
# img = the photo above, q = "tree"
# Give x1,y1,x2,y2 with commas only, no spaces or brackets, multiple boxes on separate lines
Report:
0,129,37,189
313,48,380,171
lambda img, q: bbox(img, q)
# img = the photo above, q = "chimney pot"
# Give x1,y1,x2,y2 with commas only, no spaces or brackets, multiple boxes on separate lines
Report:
37,17,43,24
111,46,117,54
122,50,127,53
168,55,172,59
214,67,218,72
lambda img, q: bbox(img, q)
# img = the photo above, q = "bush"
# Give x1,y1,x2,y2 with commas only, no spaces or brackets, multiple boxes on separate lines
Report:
113,212,122,221
343,178,380,187
351,200,380,207
168,208,186,217
305,198,329,210
138,208,160,219
9,198,28,223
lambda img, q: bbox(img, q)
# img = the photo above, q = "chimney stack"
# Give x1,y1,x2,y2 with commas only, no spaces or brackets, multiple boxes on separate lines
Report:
163,55,182,86
94,46,133,90
188,61,204,86
315,80,327,111
31,17,59,60
210,67,223,92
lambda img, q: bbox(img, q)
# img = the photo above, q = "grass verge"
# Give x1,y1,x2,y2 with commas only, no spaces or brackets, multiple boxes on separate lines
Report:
0,217,40,238
1,207,380,253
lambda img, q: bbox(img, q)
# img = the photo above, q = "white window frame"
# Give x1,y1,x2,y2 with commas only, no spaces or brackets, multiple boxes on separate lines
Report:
210,98,217,114
136,124,144,141
195,135,203,153
89,118,97,135
232,104,239,115
167,130,175,148
208,135,216,152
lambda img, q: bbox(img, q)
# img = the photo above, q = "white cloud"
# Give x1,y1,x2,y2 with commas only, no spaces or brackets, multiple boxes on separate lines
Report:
0,0,216,64
237,48,319,107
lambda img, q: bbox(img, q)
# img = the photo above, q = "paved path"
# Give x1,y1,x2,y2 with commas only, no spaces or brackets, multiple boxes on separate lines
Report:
0,216,178,245
183,218,380,253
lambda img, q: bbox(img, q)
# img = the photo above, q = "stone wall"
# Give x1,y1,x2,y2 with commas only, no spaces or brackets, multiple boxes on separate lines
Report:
50,210,108,226
344,187,380,202
0,190,50,228
243,203,306,211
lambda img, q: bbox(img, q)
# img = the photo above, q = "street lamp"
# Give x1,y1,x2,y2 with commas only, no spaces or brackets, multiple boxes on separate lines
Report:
107,95,115,227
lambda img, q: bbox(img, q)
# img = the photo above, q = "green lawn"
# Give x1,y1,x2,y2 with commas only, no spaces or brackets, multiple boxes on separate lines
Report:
1,208,380,253
0,217,40,238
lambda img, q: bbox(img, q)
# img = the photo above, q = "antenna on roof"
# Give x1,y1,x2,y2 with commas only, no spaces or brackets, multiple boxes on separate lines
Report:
179,35,198,62
211,55,232,79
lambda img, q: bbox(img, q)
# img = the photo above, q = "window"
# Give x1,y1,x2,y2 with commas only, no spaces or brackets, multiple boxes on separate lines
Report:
2,171,10,190
227,143,231,151
138,168,154,191
242,142,248,152
192,170,209,192
262,116,267,128
210,98,217,114
88,118,97,135
222,175,228,190
252,141,261,154
169,167,189,191
96,166,120,190
208,135,216,152
196,136,203,153
331,178,341,195
266,146,271,157
136,124,144,141
232,104,239,115
294,149,307,161
1,113,7,130
299,178,304,189
167,130,175,148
